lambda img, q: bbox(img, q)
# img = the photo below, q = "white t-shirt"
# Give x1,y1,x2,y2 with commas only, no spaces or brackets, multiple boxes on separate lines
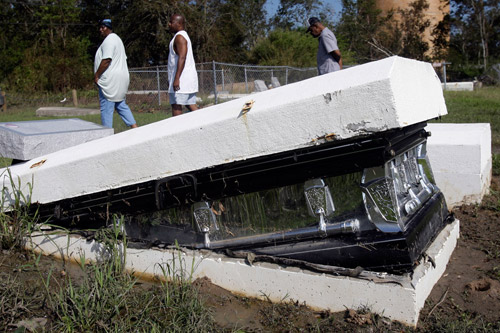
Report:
94,33,130,102
168,31,198,93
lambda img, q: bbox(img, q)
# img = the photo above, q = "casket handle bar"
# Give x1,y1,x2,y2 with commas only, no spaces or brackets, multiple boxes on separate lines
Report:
195,219,360,250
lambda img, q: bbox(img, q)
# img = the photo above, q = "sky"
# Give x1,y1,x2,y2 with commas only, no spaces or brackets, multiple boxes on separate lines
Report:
264,0,344,21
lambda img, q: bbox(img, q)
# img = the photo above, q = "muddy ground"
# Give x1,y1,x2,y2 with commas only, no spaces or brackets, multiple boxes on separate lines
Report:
1,178,500,332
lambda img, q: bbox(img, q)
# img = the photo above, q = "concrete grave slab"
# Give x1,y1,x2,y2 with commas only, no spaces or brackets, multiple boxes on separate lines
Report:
441,82,474,91
426,123,491,207
36,107,100,117
1,56,447,208
0,118,113,161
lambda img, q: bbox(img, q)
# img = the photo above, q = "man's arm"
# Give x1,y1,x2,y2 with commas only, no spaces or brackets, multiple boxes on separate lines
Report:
329,49,342,70
94,58,111,84
173,34,188,91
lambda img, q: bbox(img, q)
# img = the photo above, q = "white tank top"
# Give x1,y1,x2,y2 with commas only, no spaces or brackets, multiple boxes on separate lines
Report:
168,31,198,93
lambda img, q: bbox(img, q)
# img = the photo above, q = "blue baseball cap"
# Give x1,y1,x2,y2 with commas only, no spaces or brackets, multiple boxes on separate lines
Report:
99,19,112,30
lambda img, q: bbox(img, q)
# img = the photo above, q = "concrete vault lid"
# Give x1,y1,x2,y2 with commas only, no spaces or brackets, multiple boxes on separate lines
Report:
2,56,447,207
0,119,114,161
0,119,113,161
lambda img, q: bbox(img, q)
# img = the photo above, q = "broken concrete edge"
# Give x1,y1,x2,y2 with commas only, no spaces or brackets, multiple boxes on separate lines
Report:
25,219,459,327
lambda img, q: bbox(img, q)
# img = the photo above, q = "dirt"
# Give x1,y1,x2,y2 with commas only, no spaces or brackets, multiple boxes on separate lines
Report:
1,178,500,331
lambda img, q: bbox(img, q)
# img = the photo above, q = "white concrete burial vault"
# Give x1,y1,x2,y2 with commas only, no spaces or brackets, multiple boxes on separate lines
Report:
2,56,459,326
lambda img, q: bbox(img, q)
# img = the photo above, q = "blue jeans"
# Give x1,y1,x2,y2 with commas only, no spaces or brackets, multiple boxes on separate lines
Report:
98,88,136,128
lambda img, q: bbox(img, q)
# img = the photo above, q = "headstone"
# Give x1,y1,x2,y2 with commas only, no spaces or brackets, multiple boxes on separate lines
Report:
253,80,268,92
0,118,113,161
492,64,500,83
271,77,281,88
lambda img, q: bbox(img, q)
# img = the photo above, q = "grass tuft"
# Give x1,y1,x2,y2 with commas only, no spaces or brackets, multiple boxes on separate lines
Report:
0,168,39,250
35,217,214,332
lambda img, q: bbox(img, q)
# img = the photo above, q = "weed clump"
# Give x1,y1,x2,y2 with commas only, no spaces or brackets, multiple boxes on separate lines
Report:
0,169,39,250
41,217,214,332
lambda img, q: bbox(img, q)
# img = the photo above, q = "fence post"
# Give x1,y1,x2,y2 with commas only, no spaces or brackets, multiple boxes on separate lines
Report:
443,64,447,90
441,62,451,90
212,61,218,105
244,66,248,93
221,68,225,92
285,67,289,85
156,66,161,106
72,89,78,107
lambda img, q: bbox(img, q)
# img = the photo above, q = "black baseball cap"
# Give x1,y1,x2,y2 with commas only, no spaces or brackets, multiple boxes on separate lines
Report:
306,17,320,32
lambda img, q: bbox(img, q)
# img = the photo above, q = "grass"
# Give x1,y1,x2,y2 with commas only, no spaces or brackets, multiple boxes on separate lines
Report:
42,218,214,332
0,212,215,331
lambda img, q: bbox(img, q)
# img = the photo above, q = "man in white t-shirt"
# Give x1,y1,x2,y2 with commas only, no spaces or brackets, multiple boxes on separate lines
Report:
167,14,199,117
94,19,137,128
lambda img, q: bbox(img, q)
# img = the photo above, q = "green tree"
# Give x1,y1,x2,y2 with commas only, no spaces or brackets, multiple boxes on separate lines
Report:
4,0,93,92
390,0,431,60
337,0,393,62
192,0,267,63
249,29,318,66
270,0,336,30
116,1,175,66
338,0,434,62
0,0,45,84
451,0,500,71
431,5,450,61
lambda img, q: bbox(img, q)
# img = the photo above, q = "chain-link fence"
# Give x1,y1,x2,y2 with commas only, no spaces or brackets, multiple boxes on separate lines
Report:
129,62,318,106
432,62,496,87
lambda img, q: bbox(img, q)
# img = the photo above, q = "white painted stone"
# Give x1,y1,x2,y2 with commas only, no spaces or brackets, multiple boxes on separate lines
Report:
271,77,281,88
35,107,100,117
253,79,268,92
441,82,474,91
26,219,460,326
0,119,114,161
426,123,491,206
1,56,447,209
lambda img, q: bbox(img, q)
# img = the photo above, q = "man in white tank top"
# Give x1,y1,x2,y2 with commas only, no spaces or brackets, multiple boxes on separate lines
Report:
167,14,199,117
